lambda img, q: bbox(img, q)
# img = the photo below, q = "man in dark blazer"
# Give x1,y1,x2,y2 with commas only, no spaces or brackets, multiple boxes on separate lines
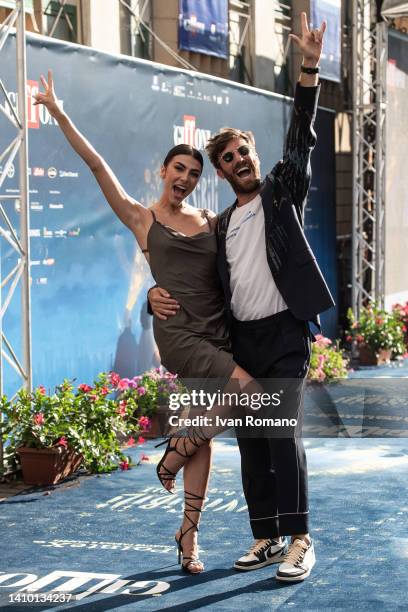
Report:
148,13,334,582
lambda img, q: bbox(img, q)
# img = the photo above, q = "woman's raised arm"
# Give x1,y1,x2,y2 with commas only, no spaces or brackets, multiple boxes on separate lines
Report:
33,70,145,232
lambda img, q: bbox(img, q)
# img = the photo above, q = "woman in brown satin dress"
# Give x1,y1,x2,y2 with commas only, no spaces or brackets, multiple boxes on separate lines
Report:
34,71,255,574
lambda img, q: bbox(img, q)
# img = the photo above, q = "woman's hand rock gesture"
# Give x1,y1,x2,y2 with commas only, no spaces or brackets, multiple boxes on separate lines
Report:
33,70,62,118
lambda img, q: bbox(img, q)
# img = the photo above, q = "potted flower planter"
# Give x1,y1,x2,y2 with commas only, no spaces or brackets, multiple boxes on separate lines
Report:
358,344,392,366
17,446,82,486
143,406,171,439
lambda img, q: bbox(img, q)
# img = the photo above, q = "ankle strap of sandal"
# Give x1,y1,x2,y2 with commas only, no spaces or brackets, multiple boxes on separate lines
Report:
180,490,206,538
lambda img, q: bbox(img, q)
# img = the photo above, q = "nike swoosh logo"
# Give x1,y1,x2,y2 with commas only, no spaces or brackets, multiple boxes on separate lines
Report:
266,545,284,559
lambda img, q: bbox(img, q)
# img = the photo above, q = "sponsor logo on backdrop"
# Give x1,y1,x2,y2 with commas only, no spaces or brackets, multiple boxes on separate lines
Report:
173,115,211,150
3,81,65,129
0,163,15,179
181,14,206,35
151,75,229,104
32,167,45,177
59,170,79,178
47,167,57,179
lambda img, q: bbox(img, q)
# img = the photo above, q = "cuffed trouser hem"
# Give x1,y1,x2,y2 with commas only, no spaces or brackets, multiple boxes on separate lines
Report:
250,512,309,539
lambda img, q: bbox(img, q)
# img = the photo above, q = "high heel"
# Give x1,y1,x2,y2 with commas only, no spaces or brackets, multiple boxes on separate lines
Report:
155,429,209,493
175,490,205,574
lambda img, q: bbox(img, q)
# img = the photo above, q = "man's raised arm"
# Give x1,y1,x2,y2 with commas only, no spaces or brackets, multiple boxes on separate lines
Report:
276,13,326,216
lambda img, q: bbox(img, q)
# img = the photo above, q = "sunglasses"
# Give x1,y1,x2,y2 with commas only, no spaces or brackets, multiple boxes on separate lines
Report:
220,144,251,164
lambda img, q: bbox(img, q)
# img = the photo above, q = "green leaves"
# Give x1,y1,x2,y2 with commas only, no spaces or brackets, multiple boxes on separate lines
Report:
308,335,349,383
2,373,141,474
347,304,406,356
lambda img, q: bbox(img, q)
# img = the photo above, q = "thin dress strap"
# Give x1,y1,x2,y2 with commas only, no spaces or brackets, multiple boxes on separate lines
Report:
201,209,212,232
142,209,157,253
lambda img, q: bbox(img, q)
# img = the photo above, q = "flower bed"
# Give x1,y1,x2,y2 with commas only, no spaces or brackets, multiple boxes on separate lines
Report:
1,372,142,475
347,305,406,361
308,334,349,382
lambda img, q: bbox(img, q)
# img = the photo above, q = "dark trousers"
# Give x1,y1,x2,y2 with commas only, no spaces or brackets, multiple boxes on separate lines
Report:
231,309,311,539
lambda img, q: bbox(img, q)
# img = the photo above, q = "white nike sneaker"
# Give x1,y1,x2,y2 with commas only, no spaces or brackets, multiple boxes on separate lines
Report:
234,538,287,571
276,537,316,582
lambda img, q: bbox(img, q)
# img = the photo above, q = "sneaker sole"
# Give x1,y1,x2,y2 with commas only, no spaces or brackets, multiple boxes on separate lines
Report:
275,566,313,582
233,550,286,572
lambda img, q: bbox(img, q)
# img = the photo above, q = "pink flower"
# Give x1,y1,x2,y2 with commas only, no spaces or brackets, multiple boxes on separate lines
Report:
100,386,109,396
117,378,130,390
317,369,326,382
37,385,46,395
127,436,136,446
133,375,142,383
356,334,364,343
137,436,146,445
346,335,353,342
318,354,326,366
89,394,98,402
109,372,121,387
315,334,332,347
138,416,150,431
33,413,44,426
127,380,138,388
120,460,130,470
140,454,149,461
137,386,146,396
79,383,92,393
57,436,68,448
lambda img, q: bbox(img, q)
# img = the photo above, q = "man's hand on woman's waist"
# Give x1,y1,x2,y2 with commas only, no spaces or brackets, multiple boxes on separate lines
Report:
148,286,180,320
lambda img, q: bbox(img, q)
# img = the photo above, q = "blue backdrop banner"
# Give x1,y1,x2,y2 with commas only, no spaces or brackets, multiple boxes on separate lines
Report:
0,34,337,396
311,0,341,82
178,0,228,59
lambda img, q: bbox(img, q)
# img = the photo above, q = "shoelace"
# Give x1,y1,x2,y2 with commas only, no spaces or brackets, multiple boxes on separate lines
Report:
284,539,309,566
248,538,274,555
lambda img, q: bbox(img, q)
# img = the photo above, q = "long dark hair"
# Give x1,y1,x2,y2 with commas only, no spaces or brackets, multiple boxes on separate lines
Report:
163,144,203,172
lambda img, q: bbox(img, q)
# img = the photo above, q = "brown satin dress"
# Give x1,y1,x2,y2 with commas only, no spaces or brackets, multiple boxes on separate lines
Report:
146,209,236,380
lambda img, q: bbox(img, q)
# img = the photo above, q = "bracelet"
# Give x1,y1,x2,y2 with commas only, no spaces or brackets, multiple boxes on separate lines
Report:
301,64,320,74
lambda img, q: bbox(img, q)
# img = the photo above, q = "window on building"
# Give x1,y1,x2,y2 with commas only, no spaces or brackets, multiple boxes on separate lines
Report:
0,0,34,9
119,0,151,59
43,0,78,43
229,0,253,85
0,0,38,32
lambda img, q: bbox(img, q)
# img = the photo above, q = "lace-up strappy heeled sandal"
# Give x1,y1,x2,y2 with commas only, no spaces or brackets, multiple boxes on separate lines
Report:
175,490,205,574
155,428,209,493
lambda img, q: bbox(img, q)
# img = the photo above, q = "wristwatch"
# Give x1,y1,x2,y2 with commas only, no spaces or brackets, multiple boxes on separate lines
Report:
300,65,320,74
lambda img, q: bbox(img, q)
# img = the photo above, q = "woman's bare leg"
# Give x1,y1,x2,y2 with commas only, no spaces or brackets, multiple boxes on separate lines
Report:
158,364,254,492
175,440,212,573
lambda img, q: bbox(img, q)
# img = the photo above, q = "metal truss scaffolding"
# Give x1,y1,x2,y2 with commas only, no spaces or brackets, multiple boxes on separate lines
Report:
351,0,388,317
0,0,32,473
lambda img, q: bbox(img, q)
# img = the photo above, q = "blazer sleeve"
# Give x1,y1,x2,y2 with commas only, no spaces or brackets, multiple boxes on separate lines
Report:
146,285,158,316
278,82,320,218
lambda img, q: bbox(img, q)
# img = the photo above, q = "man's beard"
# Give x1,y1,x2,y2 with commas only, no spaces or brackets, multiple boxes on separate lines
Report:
226,174,261,194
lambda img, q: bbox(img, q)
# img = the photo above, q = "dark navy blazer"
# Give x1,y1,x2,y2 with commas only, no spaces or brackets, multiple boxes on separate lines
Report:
216,82,335,326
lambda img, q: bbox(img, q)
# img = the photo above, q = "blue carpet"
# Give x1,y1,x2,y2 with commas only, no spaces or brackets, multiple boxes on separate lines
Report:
1,438,407,610
1,361,407,610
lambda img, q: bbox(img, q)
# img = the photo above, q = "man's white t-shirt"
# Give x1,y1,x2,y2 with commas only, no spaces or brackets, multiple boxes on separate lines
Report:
225,194,287,321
